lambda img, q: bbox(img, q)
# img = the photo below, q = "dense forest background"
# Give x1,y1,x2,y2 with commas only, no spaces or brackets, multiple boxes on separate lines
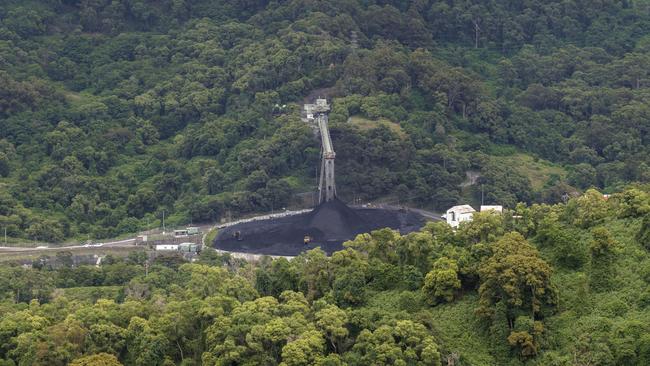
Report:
1,0,650,242
0,187,649,365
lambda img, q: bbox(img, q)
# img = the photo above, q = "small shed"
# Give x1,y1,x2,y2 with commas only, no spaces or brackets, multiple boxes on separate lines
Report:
186,227,200,235
174,229,189,238
444,205,476,228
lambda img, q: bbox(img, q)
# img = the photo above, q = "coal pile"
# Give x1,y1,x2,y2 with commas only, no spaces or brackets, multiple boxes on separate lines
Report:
214,199,425,256
303,199,369,241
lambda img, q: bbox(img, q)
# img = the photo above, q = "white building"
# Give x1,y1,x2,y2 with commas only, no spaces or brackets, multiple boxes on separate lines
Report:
443,204,503,228
480,205,503,213
155,244,179,251
443,205,476,228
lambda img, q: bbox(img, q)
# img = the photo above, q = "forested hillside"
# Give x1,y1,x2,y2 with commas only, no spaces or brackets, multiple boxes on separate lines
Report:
0,188,649,365
1,0,650,242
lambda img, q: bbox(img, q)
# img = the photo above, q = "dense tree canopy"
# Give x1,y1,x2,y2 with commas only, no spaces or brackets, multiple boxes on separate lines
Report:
0,0,649,242
0,186,649,365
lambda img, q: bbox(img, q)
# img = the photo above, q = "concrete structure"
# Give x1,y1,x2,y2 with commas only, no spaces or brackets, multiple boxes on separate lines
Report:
443,205,476,228
155,244,179,251
305,98,336,203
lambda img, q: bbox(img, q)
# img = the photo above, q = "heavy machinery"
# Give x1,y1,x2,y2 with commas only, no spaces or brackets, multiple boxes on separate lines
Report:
304,98,336,203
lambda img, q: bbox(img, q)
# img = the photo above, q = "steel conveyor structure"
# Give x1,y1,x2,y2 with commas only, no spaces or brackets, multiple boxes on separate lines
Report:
304,98,336,203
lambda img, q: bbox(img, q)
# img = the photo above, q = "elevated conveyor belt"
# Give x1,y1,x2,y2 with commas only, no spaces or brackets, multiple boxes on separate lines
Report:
317,112,336,202
318,113,335,158
304,98,336,203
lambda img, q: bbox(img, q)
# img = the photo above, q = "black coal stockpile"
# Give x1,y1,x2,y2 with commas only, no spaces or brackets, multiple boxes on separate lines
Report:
215,199,424,256
302,199,369,241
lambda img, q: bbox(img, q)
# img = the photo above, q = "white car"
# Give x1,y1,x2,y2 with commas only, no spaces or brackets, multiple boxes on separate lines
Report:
36,245,48,249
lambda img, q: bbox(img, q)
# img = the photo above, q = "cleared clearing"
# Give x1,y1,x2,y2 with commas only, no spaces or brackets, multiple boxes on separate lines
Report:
494,153,567,190
348,115,406,137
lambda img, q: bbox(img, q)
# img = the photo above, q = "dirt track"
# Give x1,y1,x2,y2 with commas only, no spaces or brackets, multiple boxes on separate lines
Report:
214,199,425,256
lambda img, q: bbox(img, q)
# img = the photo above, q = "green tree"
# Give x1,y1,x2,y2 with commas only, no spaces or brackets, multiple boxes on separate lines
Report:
294,249,332,301
69,353,123,366
507,316,545,359
26,220,65,243
0,152,9,177
348,320,441,366
204,167,224,195
568,163,598,189
536,217,588,269
396,231,435,273
87,322,127,356
637,214,650,250
125,317,168,366
279,330,325,366
422,257,461,305
478,232,556,327
457,211,504,244
589,227,619,292
314,305,348,353
569,189,610,228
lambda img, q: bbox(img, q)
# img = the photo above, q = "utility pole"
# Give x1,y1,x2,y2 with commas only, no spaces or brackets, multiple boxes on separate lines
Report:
481,185,484,206
162,210,166,234
4,227,6,245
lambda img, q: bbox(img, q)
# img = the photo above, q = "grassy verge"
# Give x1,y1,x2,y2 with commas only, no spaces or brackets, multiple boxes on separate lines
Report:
204,227,218,246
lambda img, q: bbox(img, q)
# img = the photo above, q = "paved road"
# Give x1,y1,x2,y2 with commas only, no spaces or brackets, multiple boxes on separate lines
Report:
0,237,137,252
364,204,443,221
407,207,443,221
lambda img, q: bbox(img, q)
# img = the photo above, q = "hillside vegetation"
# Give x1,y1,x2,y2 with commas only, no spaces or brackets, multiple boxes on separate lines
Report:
0,187,649,365
1,0,650,242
